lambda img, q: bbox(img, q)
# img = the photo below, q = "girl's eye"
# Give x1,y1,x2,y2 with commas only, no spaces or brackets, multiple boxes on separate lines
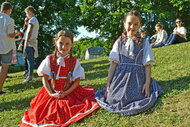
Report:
134,23,138,26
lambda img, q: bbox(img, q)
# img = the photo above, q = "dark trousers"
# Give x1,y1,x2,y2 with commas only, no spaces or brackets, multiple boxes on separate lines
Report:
152,43,165,48
25,47,35,76
25,58,28,71
166,34,186,45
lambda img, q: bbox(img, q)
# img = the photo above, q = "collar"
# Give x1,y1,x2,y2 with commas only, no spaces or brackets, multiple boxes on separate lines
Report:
56,54,70,67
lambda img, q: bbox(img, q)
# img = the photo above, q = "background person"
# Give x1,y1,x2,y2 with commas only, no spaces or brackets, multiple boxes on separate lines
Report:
165,18,187,45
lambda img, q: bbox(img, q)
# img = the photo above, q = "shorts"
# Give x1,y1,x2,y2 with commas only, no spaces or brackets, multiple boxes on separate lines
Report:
0,50,13,65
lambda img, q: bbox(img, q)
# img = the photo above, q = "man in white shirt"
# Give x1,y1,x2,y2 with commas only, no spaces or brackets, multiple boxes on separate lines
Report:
0,2,16,95
23,6,39,84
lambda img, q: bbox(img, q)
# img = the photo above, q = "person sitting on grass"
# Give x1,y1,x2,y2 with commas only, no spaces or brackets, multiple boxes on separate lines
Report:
165,18,187,45
20,30,99,127
95,10,163,116
151,24,168,48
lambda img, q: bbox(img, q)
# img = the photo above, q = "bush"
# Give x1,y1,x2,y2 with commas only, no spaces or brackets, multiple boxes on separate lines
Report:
73,38,112,58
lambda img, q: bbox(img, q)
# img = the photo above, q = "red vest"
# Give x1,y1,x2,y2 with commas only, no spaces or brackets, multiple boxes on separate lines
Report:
48,54,77,91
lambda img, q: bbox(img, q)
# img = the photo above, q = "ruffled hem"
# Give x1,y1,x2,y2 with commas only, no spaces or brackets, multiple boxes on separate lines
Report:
95,79,163,116
20,103,99,127
19,86,100,127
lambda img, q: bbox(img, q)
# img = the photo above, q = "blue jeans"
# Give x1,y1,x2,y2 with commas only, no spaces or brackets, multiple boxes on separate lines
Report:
25,47,35,77
152,43,165,48
166,34,187,45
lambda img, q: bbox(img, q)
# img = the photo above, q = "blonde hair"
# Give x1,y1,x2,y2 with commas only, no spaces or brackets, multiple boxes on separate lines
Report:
155,24,163,29
25,6,36,14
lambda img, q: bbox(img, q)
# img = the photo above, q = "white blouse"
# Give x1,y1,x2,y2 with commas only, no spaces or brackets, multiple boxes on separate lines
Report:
109,38,155,65
155,29,168,43
173,27,187,39
37,55,85,81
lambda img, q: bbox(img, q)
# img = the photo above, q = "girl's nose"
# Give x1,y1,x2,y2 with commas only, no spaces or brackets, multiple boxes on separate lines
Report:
62,45,65,49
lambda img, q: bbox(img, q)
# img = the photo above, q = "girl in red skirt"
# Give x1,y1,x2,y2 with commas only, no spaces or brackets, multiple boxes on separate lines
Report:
20,30,99,127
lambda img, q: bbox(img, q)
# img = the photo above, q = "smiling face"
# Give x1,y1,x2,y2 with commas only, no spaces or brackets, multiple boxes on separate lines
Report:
124,15,141,37
55,36,73,57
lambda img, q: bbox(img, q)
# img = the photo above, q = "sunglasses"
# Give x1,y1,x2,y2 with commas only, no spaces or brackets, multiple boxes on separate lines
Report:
176,21,181,23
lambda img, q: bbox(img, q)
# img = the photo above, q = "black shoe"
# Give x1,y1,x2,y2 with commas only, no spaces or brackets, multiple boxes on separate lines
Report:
22,72,28,78
0,91,7,95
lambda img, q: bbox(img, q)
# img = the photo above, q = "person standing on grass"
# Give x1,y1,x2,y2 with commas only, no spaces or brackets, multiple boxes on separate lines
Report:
17,17,29,77
22,6,39,84
95,10,163,115
20,30,99,127
0,2,17,95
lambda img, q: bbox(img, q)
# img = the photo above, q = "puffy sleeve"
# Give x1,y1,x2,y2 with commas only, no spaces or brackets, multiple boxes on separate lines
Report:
71,59,85,81
109,38,120,63
37,56,51,78
7,18,14,34
143,39,155,65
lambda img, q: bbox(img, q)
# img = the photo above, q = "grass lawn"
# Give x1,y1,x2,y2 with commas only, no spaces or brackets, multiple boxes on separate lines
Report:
0,42,190,127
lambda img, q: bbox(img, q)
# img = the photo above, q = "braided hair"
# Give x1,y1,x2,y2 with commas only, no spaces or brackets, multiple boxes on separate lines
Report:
51,30,74,89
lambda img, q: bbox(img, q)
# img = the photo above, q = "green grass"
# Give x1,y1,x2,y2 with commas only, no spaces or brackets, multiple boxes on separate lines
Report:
1,42,190,127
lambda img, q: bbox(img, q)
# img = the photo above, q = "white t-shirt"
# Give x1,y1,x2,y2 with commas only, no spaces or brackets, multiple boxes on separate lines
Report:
26,16,39,40
173,27,187,39
37,56,85,81
0,13,15,54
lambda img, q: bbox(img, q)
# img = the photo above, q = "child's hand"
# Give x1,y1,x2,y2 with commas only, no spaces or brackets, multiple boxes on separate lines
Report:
17,43,23,51
59,91,67,98
50,93,65,99
104,83,110,97
142,83,150,97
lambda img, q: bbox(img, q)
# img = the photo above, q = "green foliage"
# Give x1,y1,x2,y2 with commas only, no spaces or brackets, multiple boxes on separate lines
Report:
0,0,81,65
73,38,110,58
0,42,190,126
79,0,190,44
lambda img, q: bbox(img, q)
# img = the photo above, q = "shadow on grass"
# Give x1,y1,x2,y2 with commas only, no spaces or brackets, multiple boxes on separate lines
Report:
82,60,109,80
82,60,109,72
141,75,190,115
4,80,42,93
0,96,33,112
160,75,190,94
4,73,42,93
85,70,108,80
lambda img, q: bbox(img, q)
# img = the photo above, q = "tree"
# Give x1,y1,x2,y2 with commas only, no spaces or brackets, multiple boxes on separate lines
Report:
0,0,81,65
79,0,190,44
